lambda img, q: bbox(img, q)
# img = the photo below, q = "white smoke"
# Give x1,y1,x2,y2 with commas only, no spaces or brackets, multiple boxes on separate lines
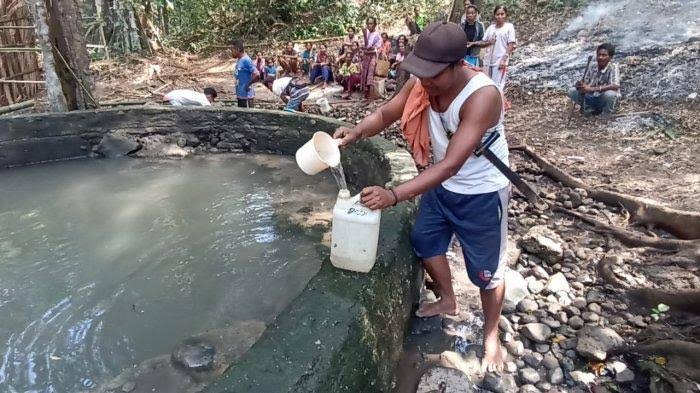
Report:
564,0,626,33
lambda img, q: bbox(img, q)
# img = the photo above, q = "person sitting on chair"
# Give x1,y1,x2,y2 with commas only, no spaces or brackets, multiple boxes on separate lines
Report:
568,43,621,118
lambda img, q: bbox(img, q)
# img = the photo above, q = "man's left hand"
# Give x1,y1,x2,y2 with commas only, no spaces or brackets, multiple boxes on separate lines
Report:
361,186,396,210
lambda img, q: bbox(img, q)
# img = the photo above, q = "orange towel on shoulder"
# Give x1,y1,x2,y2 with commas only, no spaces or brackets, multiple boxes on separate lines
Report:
400,81,431,167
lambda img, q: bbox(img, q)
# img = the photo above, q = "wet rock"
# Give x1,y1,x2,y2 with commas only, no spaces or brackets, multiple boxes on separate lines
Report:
95,132,141,158
523,352,543,368
519,226,564,264
576,326,624,361
521,323,552,343
568,316,585,329
171,341,215,371
483,371,517,393
519,367,541,384
518,299,539,313
416,366,473,393
548,367,564,385
504,269,529,313
121,382,136,392
545,273,571,294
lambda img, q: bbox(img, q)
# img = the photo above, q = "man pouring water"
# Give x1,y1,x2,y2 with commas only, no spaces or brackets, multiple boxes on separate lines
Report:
333,21,510,372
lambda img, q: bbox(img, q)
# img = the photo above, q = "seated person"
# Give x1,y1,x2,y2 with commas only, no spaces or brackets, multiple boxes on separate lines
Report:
263,57,278,88
341,27,361,55
568,43,621,117
162,87,216,106
301,42,315,76
270,76,310,112
338,54,361,100
388,42,407,80
379,32,392,59
278,41,299,76
309,44,334,86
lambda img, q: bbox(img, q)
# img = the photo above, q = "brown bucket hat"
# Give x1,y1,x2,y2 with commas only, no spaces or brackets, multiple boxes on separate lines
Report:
400,21,468,78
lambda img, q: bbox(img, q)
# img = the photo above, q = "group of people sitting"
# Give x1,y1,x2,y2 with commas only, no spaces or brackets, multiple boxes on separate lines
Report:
250,18,411,103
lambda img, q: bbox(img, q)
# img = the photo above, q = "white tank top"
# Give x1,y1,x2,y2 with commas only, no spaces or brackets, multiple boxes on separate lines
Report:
427,73,510,195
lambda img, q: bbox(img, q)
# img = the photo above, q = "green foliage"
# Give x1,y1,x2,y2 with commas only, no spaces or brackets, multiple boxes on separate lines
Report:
650,303,670,321
165,0,448,51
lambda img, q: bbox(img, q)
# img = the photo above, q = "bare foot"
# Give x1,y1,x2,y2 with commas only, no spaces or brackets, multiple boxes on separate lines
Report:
415,298,459,318
480,335,505,373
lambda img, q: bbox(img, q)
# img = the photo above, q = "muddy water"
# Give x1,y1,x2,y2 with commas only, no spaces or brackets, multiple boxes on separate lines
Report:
0,154,334,392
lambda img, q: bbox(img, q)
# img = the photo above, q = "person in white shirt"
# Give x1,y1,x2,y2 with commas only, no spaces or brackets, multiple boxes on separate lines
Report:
479,6,516,91
162,87,217,106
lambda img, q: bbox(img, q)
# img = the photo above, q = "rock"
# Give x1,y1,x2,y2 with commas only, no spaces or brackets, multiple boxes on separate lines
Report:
570,371,596,385
519,226,564,264
556,312,568,324
564,305,581,317
521,323,552,343
523,352,543,368
519,367,541,384
505,340,525,357
171,341,215,371
499,315,515,334
586,289,606,303
95,132,141,158
569,192,583,208
545,273,571,294
587,303,602,313
504,269,529,313
540,318,561,329
582,311,599,322
542,353,559,369
568,316,585,329
530,266,550,280
519,385,539,393
548,367,564,384
629,315,647,328
556,291,572,306
416,366,473,393
546,303,562,315
535,344,550,353
121,382,136,393
526,277,545,295
518,299,539,313
615,368,635,383
574,247,587,260
560,338,577,350
483,371,517,393
505,361,518,373
572,297,587,309
520,314,538,324
575,326,624,361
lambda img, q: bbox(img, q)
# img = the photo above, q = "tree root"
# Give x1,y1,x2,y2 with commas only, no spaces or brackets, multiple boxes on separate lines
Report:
627,288,700,315
511,144,700,240
553,207,700,256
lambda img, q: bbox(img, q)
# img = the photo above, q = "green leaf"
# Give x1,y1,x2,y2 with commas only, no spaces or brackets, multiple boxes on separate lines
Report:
651,314,660,321
651,308,659,314
657,304,670,313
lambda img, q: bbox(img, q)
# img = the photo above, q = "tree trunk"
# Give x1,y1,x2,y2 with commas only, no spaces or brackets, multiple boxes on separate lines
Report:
47,0,95,110
30,0,68,112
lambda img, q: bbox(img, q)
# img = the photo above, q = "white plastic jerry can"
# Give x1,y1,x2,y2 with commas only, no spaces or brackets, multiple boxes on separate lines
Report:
330,189,381,273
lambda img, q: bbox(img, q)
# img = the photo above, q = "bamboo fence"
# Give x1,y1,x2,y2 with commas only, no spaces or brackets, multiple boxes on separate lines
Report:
0,0,40,106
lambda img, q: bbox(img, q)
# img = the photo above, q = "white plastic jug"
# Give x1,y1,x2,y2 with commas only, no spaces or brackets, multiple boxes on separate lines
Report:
330,189,381,273
295,132,341,175
316,97,331,113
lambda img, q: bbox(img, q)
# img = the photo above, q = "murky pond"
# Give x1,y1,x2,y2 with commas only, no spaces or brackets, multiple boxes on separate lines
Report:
0,154,335,392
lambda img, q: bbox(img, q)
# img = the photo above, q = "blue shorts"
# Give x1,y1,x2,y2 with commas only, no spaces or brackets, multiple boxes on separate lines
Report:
411,185,509,289
464,55,480,67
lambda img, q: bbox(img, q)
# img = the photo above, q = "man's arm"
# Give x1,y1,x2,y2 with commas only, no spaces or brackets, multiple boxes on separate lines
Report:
361,84,502,209
333,77,416,145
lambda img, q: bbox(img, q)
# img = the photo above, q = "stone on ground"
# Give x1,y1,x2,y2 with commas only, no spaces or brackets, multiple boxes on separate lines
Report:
482,371,517,393
416,366,473,393
519,226,564,264
518,367,541,384
545,273,571,294
94,131,140,157
520,323,552,343
575,326,625,361
503,269,529,313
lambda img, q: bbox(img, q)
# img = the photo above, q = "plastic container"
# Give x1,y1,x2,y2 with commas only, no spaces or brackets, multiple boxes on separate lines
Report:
295,131,341,175
330,189,381,273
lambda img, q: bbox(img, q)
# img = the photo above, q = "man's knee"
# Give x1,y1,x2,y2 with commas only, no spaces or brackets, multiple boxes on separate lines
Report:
567,88,580,102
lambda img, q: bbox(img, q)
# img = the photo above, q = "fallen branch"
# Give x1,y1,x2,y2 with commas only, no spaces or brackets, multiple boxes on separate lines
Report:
0,99,35,115
553,207,700,255
511,144,700,240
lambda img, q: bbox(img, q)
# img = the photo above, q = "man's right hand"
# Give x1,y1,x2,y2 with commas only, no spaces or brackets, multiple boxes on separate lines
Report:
333,126,361,147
